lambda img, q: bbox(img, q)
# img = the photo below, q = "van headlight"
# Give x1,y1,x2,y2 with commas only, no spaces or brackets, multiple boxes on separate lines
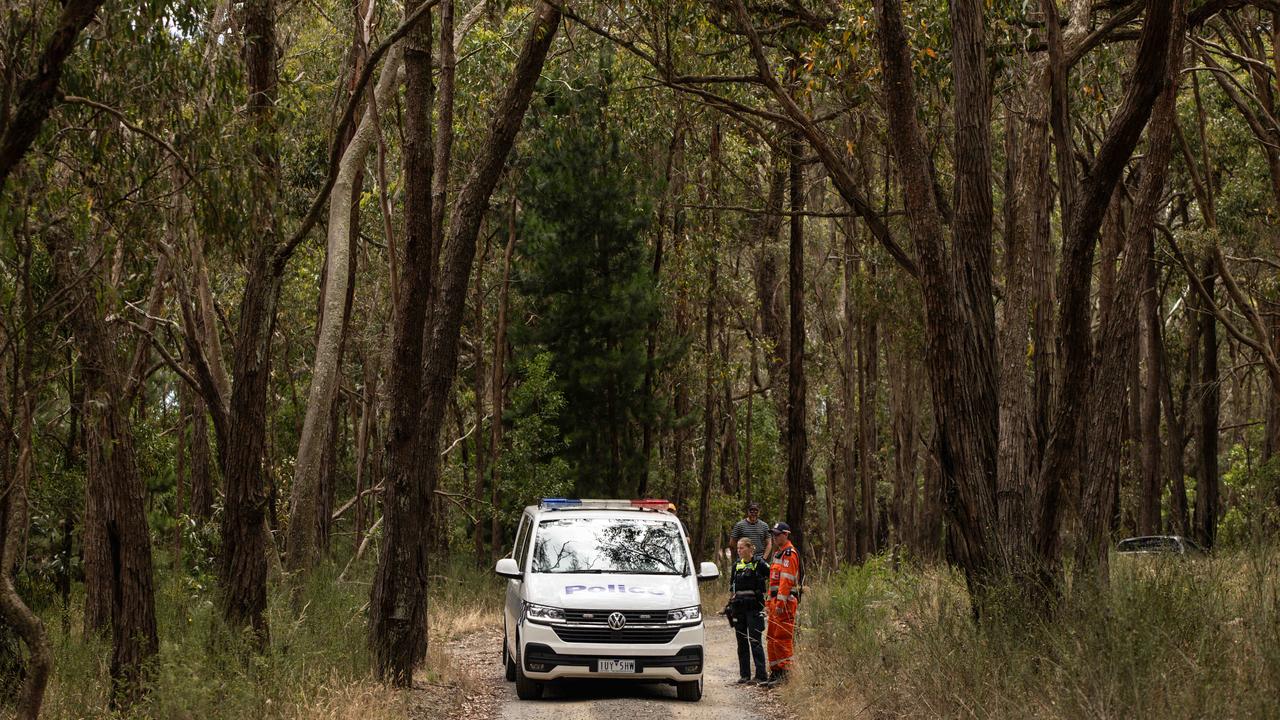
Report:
524,602,565,624
667,606,702,624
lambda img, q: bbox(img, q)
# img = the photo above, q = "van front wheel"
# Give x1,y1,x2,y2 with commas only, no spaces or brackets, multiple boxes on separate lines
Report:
503,634,516,682
676,679,702,702
515,649,543,700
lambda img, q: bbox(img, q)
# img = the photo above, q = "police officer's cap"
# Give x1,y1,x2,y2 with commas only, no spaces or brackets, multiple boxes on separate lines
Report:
770,522,791,535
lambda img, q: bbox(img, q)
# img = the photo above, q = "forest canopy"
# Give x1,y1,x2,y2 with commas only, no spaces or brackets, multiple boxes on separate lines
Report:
1,0,1279,716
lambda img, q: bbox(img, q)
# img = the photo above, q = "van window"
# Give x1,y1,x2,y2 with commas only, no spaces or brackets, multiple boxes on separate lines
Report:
513,514,533,568
531,517,688,575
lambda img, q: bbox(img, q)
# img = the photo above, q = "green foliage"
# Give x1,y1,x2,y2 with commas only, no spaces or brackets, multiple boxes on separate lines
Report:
38,557,403,719
1219,450,1280,547
513,73,661,497
497,352,573,525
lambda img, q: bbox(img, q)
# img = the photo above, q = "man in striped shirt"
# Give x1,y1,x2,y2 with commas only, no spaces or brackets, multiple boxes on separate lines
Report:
728,502,772,563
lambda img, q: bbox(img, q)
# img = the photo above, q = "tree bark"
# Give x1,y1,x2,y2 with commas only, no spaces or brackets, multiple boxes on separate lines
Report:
695,125,721,558
0,0,108,188
186,378,215,522
873,0,998,592
784,125,812,552
0,288,52,720
216,0,285,645
1138,238,1163,535
1158,306,1191,535
858,302,879,559
48,233,158,706
371,0,436,684
288,44,402,572
372,2,560,684
1071,0,1182,581
1194,267,1220,548
489,199,517,556
1036,0,1176,589
840,219,858,563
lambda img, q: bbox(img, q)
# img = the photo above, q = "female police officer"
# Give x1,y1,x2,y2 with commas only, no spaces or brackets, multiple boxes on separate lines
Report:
726,536,770,683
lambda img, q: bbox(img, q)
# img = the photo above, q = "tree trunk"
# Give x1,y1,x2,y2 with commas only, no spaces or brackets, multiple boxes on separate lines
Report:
48,234,158,706
0,0,108,187
372,0,436,684
997,62,1050,577
0,290,53,720
695,125,721,559
840,219,858,563
888,331,920,556
288,43,398,571
472,241,490,561
858,305,879,558
1158,306,1191,534
641,120,684,495
217,0,284,645
1194,267,1220,548
186,380,215,522
372,2,560,684
754,147,790,433
1138,238,1163,535
873,0,999,592
1072,0,1182,581
784,125,812,551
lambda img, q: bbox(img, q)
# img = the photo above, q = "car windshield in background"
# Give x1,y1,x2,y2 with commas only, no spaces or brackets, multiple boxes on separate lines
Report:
1117,536,1182,553
532,517,689,575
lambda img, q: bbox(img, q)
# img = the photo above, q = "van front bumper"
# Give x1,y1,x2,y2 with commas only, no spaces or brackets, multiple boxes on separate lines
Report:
519,621,704,682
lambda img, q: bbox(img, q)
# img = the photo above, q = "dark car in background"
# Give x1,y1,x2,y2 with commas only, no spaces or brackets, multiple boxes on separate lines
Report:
1116,536,1206,556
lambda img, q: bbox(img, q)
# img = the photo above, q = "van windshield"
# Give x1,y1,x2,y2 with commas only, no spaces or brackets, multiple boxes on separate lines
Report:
532,517,689,575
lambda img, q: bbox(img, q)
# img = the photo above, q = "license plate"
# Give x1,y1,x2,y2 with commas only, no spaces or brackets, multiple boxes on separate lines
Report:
597,659,636,673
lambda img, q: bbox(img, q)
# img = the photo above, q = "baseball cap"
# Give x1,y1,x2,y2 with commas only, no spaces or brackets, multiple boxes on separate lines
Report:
771,522,791,535
747,502,760,511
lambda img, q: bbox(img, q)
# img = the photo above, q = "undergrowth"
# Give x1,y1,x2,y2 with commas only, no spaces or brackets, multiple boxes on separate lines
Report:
34,551,503,719
786,545,1280,719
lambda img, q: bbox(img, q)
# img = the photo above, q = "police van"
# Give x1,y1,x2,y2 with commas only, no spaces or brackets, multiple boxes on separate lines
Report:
494,499,719,701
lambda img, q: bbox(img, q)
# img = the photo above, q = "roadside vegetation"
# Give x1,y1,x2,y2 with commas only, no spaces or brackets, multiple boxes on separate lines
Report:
788,541,1280,719
33,555,502,719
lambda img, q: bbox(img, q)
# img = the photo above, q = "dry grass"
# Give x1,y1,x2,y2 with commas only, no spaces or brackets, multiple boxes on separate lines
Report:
27,556,510,720
281,674,406,720
782,547,1280,720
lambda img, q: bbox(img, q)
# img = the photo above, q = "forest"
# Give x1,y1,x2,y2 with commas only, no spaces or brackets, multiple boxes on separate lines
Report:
1,0,1278,717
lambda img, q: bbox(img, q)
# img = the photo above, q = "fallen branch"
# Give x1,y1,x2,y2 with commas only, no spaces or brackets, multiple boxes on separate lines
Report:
331,481,384,523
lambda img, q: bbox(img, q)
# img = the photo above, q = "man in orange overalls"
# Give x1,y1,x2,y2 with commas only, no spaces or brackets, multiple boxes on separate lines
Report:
763,522,800,686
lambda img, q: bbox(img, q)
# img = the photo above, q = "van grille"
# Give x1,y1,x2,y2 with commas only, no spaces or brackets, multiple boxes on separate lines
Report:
552,625,681,644
562,609,665,624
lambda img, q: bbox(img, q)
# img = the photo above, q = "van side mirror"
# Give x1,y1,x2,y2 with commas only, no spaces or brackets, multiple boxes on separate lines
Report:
696,562,719,582
495,557,522,579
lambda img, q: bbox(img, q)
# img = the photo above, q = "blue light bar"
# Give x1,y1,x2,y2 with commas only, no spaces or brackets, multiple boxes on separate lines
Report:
540,498,583,509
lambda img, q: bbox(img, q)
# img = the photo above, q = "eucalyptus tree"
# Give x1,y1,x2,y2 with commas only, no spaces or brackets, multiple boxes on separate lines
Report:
371,0,562,684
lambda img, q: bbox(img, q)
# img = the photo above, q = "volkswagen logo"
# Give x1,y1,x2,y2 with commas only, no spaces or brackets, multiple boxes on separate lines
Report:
607,612,627,630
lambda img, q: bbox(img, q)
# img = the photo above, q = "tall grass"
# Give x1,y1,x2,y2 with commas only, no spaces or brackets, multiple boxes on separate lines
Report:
787,546,1280,719
33,552,505,719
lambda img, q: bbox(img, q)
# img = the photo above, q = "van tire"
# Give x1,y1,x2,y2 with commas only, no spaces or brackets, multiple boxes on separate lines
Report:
676,679,702,702
503,633,516,682
515,648,543,700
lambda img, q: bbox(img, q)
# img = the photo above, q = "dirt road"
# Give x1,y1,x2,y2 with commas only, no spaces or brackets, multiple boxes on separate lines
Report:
418,616,793,720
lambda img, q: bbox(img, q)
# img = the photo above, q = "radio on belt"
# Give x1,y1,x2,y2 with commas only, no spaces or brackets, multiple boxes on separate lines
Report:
494,498,719,702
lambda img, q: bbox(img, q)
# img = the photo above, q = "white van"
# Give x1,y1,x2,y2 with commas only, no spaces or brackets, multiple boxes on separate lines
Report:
494,499,720,701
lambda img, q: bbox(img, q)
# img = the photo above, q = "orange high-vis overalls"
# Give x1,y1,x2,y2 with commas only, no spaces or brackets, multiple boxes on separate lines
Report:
765,538,800,673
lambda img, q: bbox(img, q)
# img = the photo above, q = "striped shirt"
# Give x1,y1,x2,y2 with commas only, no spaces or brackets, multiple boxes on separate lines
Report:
730,518,771,555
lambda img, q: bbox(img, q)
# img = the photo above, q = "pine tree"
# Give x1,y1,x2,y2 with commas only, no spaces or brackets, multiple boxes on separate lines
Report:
515,79,660,497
